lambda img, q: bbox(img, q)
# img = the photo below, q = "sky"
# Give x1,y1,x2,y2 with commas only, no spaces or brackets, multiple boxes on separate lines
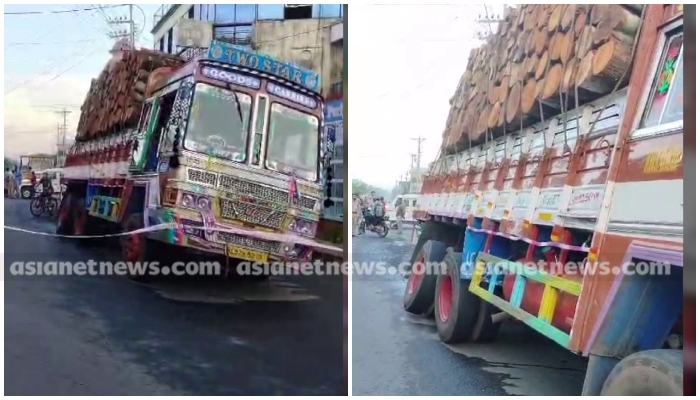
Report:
4,3,160,159
350,4,495,189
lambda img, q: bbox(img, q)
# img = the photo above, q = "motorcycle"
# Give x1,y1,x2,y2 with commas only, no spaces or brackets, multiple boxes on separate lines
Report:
359,208,390,238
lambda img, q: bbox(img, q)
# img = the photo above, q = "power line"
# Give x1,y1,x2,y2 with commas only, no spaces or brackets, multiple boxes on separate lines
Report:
4,4,125,15
6,39,94,46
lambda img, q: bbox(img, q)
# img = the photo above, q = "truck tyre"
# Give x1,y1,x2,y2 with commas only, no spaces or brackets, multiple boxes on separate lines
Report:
56,193,75,236
403,239,447,315
72,197,96,246
434,251,501,343
120,213,163,282
601,349,683,396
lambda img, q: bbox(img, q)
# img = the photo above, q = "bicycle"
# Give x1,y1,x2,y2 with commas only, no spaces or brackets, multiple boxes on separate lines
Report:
29,190,58,218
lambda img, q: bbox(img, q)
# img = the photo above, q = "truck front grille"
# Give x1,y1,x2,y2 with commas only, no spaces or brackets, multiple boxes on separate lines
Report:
218,174,316,211
187,168,217,186
219,198,286,229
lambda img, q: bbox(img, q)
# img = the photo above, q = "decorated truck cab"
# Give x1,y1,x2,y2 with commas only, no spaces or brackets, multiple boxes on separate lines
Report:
60,41,340,277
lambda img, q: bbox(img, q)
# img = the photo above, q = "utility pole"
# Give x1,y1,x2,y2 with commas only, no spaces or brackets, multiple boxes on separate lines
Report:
55,108,71,147
56,108,71,167
107,5,137,49
410,134,426,171
475,4,505,41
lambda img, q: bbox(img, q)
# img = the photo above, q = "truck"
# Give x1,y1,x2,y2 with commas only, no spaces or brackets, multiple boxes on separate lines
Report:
59,40,341,279
406,4,684,395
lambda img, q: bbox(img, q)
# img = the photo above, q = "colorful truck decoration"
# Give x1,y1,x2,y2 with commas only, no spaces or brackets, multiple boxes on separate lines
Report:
60,40,341,279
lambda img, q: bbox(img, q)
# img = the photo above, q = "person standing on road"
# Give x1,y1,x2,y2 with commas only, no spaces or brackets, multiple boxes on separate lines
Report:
30,168,37,189
5,168,14,198
13,166,21,198
395,200,406,234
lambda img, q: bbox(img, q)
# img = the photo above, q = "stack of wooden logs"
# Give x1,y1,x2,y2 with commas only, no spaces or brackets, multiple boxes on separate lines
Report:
76,49,185,141
443,4,643,151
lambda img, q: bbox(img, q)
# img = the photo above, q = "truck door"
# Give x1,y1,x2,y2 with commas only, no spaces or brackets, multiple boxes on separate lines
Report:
131,98,161,173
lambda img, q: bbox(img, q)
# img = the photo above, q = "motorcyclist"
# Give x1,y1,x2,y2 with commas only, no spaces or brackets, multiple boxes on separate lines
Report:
372,197,386,226
38,172,53,198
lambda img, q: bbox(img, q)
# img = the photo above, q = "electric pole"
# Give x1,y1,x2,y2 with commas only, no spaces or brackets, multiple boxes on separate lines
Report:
107,5,137,49
55,108,71,148
411,134,426,171
55,108,71,167
475,4,505,41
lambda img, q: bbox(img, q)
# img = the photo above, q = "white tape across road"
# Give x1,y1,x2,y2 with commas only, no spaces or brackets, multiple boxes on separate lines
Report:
4,223,343,255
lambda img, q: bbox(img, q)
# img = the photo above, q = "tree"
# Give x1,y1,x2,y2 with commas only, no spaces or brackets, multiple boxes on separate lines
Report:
4,157,16,170
352,179,389,198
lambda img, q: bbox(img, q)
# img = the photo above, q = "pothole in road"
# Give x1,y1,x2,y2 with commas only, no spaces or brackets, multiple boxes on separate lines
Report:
142,279,319,304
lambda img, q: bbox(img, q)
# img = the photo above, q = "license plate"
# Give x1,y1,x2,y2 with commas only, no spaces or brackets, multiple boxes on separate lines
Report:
227,245,269,263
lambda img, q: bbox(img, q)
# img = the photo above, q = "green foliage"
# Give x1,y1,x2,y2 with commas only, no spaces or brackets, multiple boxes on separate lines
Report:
4,157,16,170
352,179,387,198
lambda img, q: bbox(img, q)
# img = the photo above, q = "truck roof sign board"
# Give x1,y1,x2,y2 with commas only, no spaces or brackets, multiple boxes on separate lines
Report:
205,40,321,93
267,82,317,109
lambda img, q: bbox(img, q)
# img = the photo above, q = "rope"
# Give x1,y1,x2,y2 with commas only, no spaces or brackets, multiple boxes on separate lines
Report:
4,222,344,254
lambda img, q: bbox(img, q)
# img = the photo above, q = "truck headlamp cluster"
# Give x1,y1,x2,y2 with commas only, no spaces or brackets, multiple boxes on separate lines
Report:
180,193,212,212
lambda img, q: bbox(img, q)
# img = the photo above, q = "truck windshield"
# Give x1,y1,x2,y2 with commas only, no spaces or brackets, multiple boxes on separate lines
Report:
265,103,319,182
184,83,252,162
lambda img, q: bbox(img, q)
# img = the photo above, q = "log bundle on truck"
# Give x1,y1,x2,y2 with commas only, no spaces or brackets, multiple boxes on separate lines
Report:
61,40,341,281
444,4,644,150
407,4,685,395
75,47,184,141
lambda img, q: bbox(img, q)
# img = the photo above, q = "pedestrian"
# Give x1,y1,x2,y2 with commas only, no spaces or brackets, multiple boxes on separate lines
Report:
13,166,21,198
30,167,37,189
395,200,406,234
352,194,362,236
4,168,12,197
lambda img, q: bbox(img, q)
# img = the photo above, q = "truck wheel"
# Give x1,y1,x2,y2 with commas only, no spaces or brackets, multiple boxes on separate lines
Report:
434,251,501,343
72,197,96,246
120,213,162,282
56,194,74,235
601,349,683,395
403,239,447,315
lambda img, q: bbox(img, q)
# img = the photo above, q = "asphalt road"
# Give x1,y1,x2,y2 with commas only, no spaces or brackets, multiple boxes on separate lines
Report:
4,199,344,396
351,228,588,396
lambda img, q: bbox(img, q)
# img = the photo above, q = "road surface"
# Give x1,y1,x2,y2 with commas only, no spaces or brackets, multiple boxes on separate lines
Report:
351,228,587,396
4,199,344,396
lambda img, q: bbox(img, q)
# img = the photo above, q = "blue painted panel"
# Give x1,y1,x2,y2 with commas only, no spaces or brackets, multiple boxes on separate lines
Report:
205,40,321,92
460,219,486,280
591,264,683,358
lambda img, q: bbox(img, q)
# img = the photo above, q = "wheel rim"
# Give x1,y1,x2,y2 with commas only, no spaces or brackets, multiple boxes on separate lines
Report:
408,255,425,294
438,274,453,323
123,231,141,262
